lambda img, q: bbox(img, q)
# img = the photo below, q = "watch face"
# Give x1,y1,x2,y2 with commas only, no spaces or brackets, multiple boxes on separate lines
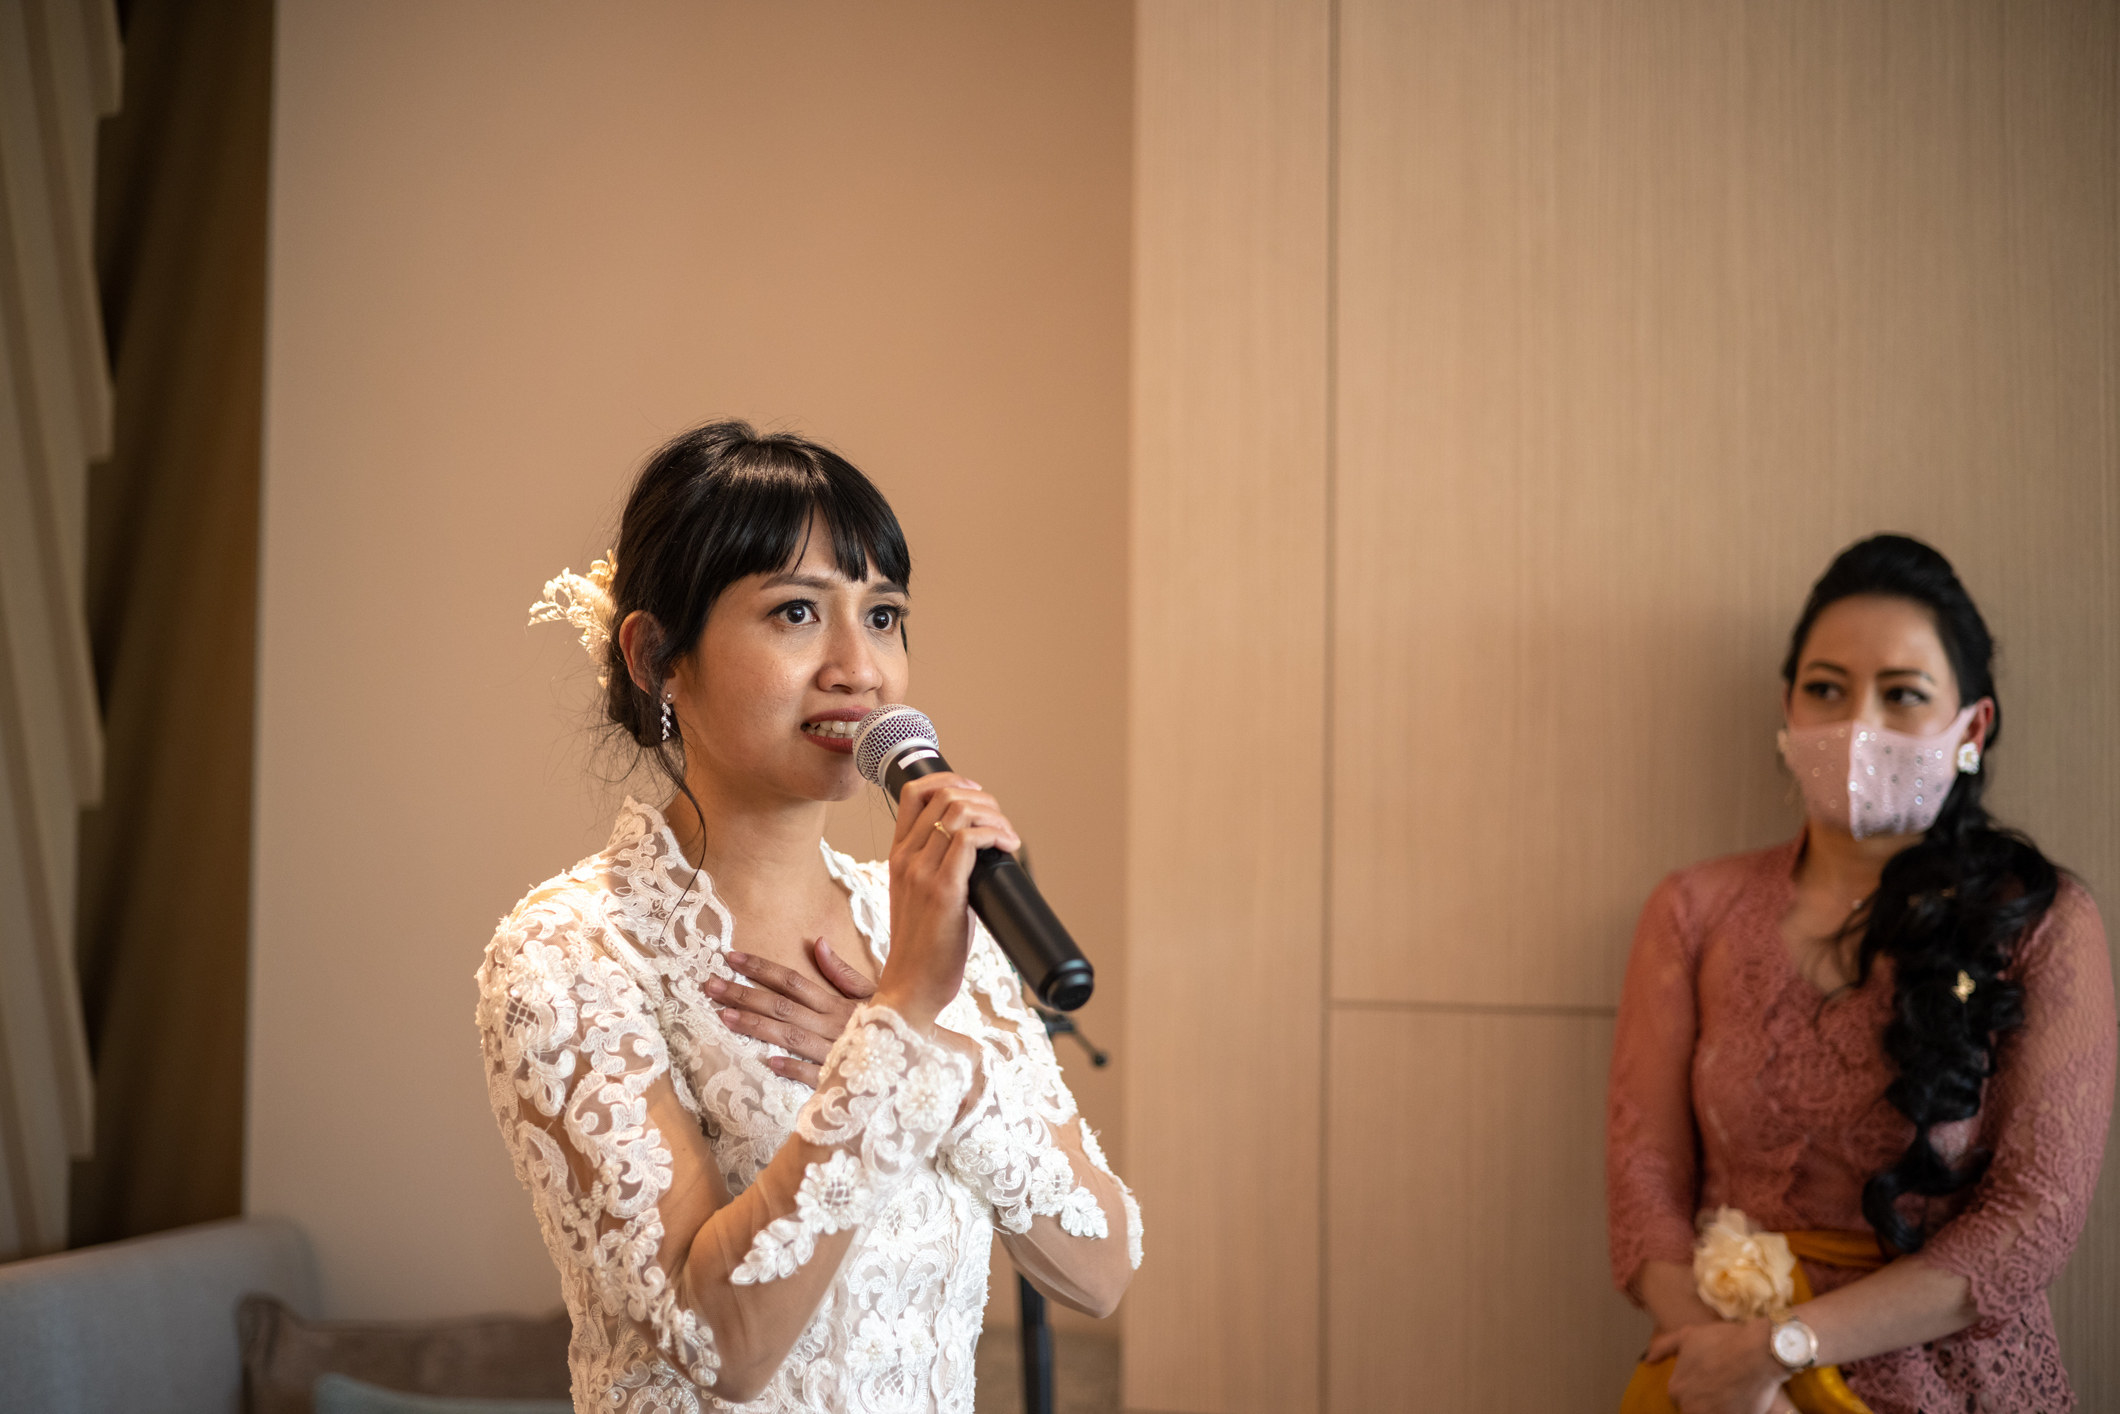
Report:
1772,1322,1813,1367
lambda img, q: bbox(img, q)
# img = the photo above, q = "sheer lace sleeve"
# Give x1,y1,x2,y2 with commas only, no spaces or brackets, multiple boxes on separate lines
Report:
1915,882,2116,1325
478,884,974,1401
1607,873,1707,1297
940,926,1143,1280
732,1003,974,1283
478,886,722,1387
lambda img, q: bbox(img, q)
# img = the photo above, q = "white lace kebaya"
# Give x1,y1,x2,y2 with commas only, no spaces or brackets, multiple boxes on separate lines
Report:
475,799,1142,1413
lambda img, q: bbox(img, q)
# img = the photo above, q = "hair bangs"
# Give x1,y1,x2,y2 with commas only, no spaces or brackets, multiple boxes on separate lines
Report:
720,438,911,590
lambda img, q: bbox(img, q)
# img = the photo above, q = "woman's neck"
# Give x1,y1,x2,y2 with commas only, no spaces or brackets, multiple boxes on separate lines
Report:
1796,819,1914,903
661,762,834,909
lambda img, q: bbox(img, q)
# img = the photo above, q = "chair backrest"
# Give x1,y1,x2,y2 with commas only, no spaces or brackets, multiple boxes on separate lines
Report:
0,1216,319,1414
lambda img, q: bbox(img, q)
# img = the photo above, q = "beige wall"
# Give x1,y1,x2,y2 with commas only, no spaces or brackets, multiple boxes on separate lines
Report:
249,0,1131,1325
1129,1,2120,1410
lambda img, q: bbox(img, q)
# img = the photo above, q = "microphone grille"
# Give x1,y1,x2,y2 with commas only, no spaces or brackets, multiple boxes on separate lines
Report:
853,705,939,786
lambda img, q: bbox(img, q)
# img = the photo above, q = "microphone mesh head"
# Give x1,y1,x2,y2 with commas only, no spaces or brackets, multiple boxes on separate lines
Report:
853,706,939,786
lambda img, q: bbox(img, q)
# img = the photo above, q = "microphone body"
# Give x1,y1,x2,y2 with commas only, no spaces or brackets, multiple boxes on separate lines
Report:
856,709,1095,1012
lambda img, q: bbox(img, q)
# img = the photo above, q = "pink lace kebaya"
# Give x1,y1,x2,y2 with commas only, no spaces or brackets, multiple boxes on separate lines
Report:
1606,835,2115,1414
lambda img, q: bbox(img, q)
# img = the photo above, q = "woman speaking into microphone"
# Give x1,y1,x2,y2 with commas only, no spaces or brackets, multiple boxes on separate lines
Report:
478,421,1140,1413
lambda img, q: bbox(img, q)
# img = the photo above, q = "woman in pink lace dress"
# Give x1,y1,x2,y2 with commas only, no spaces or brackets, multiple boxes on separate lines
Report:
1607,535,2116,1414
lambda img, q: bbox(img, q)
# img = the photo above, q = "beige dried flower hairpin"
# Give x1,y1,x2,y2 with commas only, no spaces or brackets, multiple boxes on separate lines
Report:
528,551,618,687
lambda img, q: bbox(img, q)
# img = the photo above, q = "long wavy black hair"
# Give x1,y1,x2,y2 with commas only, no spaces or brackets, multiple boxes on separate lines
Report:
1781,534,2060,1254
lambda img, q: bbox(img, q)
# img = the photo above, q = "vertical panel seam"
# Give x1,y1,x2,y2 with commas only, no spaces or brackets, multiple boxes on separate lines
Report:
1316,0,1341,1409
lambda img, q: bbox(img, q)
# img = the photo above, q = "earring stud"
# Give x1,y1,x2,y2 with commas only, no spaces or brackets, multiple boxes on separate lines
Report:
1956,741,1981,775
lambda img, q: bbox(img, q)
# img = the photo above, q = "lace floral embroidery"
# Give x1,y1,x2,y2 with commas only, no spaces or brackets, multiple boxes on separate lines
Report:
477,799,1142,1413
733,1006,973,1285
940,1071,1108,1241
479,906,722,1392
1606,844,2113,1414
1078,1123,1143,1269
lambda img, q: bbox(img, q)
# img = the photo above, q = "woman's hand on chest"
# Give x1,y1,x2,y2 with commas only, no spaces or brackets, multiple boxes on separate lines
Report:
708,938,876,1086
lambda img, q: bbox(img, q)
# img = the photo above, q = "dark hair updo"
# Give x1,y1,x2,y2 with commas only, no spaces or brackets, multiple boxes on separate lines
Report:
1781,533,2061,1254
601,420,911,792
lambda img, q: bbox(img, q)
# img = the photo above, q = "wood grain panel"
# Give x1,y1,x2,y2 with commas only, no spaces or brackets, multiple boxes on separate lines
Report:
1328,0,2120,1398
1330,0,2120,1012
1126,2,1330,1409
1326,1007,1642,1411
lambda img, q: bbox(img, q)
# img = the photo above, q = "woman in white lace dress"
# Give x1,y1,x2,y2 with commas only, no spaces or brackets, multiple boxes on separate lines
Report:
477,422,1141,1413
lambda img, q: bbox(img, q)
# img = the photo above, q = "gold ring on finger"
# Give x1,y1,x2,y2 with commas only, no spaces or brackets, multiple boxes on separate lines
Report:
932,821,953,841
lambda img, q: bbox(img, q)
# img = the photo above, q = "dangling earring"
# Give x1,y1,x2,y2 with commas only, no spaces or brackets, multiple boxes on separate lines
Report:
661,694,675,743
1956,741,1981,775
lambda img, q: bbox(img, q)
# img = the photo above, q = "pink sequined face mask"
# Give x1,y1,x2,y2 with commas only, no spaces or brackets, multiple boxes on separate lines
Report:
1778,704,1978,839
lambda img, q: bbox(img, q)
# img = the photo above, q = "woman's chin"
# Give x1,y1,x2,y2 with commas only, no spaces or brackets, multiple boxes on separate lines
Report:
818,773,865,803
796,757,865,803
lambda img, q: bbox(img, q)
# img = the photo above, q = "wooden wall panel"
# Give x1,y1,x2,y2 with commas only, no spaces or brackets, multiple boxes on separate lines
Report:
1326,1008,1640,1411
1330,0,2120,1007
1126,2,1330,1410
1325,0,2120,1403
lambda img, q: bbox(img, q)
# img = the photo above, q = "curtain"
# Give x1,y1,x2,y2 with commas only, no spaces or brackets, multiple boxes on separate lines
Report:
68,0,272,1247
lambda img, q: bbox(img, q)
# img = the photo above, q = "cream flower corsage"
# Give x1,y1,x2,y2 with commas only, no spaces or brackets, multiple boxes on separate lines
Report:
528,551,618,686
1692,1206,1797,1321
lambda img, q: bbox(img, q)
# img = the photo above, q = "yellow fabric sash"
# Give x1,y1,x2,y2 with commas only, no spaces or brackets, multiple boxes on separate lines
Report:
1619,1230,1888,1414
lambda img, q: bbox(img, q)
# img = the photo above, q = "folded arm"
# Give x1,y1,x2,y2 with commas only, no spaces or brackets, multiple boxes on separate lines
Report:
1807,883,2114,1365
1650,886,2115,1411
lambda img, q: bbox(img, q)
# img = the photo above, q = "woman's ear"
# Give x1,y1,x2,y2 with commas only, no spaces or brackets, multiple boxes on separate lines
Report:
1965,696,1996,752
617,610,664,695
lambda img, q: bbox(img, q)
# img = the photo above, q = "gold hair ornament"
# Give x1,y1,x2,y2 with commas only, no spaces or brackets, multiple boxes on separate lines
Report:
528,552,618,687
1953,970,1976,1003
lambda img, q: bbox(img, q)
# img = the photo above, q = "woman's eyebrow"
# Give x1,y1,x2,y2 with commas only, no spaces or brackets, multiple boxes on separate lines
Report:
1800,659,1850,676
761,571,839,590
759,571,909,597
1876,667,1937,683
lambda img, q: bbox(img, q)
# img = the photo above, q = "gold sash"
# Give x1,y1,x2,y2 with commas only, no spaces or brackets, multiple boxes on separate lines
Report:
1619,1230,1887,1414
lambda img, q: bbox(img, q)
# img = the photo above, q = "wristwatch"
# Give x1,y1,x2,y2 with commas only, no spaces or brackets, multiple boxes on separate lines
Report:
1768,1317,1819,1374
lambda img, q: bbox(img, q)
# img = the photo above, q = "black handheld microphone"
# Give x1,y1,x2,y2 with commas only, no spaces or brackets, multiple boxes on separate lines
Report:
853,706,1095,1011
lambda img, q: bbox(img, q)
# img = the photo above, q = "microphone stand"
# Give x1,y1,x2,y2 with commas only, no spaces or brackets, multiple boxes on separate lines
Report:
1017,1278,1053,1414
986,845,1110,1414
1019,1001,1109,1414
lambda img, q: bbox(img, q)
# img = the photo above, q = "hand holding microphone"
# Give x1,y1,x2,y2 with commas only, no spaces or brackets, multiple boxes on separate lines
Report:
856,707,1096,1012
874,763,1019,1030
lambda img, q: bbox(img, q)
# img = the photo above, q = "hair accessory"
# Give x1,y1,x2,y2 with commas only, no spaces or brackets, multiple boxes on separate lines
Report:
1953,970,1976,1003
1956,741,1981,775
528,552,618,686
